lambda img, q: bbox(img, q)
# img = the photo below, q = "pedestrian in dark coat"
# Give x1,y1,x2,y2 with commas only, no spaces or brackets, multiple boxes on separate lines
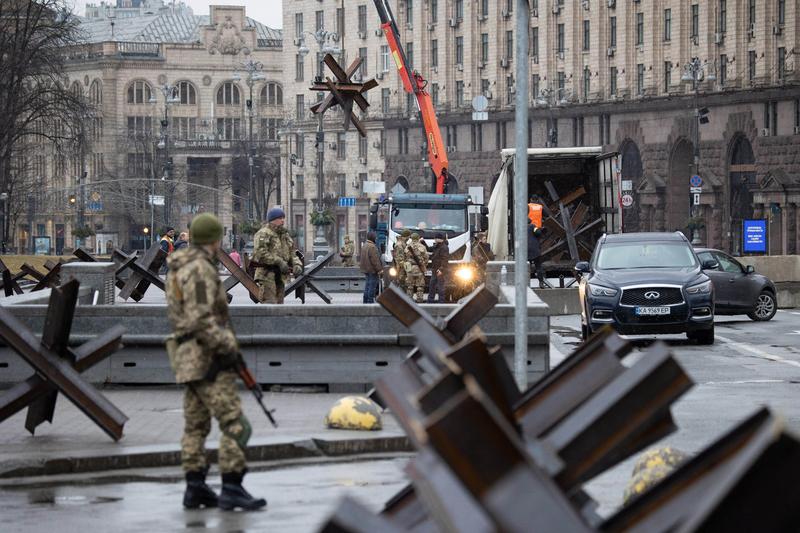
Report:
359,231,383,303
427,233,449,303
528,221,545,288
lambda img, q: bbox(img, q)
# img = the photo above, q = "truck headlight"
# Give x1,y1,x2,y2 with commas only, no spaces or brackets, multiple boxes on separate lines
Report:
686,280,712,294
455,265,474,283
589,284,618,297
389,266,397,277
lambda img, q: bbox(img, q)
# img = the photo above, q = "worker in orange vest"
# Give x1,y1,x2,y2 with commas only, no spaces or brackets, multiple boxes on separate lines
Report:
527,202,543,228
527,200,545,288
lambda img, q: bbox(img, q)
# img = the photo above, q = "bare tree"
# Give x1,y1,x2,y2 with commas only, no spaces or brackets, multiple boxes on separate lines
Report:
0,0,89,250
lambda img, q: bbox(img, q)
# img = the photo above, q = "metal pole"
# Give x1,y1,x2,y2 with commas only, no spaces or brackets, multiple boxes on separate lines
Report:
248,81,255,220
163,100,170,228
78,124,86,249
692,67,701,244
513,0,530,390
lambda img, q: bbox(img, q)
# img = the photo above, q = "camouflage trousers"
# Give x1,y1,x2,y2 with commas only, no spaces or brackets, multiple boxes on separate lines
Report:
405,270,425,303
182,371,249,474
341,255,355,267
395,267,407,293
256,271,285,304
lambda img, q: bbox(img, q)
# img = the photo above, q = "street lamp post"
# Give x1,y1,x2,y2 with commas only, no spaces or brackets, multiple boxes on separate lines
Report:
233,60,265,221
296,28,341,259
150,84,180,232
681,58,715,245
0,192,7,253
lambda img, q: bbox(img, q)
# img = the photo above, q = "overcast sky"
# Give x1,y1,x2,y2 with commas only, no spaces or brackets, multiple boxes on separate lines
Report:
70,1,284,29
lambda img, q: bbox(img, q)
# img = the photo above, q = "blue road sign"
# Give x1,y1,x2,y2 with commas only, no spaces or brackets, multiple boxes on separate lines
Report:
742,219,767,254
338,197,356,207
690,175,703,188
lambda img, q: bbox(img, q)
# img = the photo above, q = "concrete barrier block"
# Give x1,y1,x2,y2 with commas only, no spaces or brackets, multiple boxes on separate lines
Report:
738,255,800,283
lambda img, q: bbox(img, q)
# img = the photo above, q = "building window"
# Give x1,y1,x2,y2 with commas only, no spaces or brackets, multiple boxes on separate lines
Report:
295,176,304,200
764,101,778,136
719,55,727,85
481,78,490,97
480,0,488,17
609,67,618,96
216,82,240,105
175,117,197,139
126,116,152,137
359,136,367,159
296,134,304,159
335,7,345,35
260,82,283,106
259,118,279,141
295,13,303,36
718,0,727,33
531,27,539,58
664,61,672,92
506,30,513,60
381,88,390,113
455,0,463,21
748,50,756,82
431,0,438,23
506,75,514,105
795,99,800,129
582,67,590,99
175,81,196,105
336,132,346,159
557,71,566,93
406,0,413,23
359,47,368,76
778,47,787,81
556,24,565,54
295,54,304,82
379,130,386,157
777,0,785,26
358,5,367,33
431,39,438,67
663,9,671,41
432,83,439,106
748,0,756,29
296,94,305,121
380,45,390,72
573,117,584,147
637,63,645,95
405,43,413,69
337,174,346,197
216,118,241,140
470,123,483,151
481,33,489,63
636,13,644,46
532,74,540,100
455,36,463,65
691,5,699,38
406,93,415,115
609,17,616,48
582,20,590,51
456,81,465,107
127,81,152,104
315,10,324,31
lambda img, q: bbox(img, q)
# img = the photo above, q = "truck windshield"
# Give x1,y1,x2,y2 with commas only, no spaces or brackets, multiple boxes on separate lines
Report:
596,242,698,270
391,204,466,233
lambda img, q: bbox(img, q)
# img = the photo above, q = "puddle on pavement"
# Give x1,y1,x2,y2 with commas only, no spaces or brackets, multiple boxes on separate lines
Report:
28,490,122,506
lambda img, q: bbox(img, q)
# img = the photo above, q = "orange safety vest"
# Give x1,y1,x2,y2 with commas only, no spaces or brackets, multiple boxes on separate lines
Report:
160,235,174,254
528,203,543,228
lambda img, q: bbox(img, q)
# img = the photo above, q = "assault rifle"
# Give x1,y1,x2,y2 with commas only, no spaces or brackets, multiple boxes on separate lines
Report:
207,352,278,428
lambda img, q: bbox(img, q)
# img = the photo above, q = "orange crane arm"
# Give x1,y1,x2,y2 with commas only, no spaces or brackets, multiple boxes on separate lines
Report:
373,0,450,194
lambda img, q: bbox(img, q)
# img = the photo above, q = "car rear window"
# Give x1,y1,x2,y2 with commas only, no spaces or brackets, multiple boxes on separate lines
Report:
596,242,698,270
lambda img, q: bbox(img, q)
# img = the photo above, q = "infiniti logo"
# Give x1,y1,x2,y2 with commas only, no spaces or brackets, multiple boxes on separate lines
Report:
644,291,661,300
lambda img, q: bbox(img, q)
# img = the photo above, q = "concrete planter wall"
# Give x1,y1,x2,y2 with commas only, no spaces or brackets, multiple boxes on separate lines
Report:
0,294,550,391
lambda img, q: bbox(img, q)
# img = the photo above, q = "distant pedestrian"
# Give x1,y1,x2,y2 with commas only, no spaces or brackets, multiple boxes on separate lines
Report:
160,227,176,254
174,232,189,251
359,230,383,303
392,229,411,291
340,235,355,267
229,248,242,267
405,233,428,303
251,207,303,304
472,232,494,283
528,220,545,288
165,213,266,511
427,233,449,303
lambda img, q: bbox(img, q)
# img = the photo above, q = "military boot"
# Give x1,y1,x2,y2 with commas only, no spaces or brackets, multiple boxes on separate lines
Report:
183,468,218,509
219,470,267,511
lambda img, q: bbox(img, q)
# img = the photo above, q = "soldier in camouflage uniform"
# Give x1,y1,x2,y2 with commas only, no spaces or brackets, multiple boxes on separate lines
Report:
404,232,428,303
165,213,266,512
392,229,411,291
340,235,355,267
252,207,303,304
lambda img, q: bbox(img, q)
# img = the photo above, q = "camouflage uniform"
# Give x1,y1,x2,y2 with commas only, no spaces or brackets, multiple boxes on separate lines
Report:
340,236,355,267
165,246,250,474
404,233,428,303
392,235,408,291
252,222,303,304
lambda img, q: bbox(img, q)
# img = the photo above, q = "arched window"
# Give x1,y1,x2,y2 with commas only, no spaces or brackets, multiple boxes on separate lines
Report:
70,81,83,97
176,81,197,105
127,80,152,104
89,79,102,105
260,82,283,106
216,82,240,105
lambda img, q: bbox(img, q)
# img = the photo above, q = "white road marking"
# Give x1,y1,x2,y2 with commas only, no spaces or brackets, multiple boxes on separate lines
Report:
789,331,800,336
792,312,800,316
702,379,785,385
716,334,800,369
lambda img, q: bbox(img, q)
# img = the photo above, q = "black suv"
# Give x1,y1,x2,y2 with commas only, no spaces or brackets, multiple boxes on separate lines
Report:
577,232,717,344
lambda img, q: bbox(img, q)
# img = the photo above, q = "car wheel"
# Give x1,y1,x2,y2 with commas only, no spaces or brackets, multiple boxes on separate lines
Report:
581,323,592,342
747,291,777,321
688,323,714,345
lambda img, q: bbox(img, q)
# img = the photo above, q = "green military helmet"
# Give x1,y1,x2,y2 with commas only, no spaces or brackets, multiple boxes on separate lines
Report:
401,229,411,238
410,232,420,240
189,213,223,245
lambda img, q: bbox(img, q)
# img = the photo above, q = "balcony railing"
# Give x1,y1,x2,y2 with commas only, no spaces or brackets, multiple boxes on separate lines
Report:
116,42,161,57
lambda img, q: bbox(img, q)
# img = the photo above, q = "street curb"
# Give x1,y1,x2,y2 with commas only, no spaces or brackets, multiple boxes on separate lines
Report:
0,435,413,478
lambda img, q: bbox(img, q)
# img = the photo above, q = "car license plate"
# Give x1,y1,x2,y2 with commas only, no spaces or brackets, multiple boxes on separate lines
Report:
635,306,670,316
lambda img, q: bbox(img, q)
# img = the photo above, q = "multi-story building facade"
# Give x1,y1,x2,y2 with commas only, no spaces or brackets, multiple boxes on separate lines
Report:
20,3,282,254
283,0,799,256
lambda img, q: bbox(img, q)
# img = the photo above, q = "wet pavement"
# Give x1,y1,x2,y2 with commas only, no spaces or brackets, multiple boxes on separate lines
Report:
0,456,409,532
